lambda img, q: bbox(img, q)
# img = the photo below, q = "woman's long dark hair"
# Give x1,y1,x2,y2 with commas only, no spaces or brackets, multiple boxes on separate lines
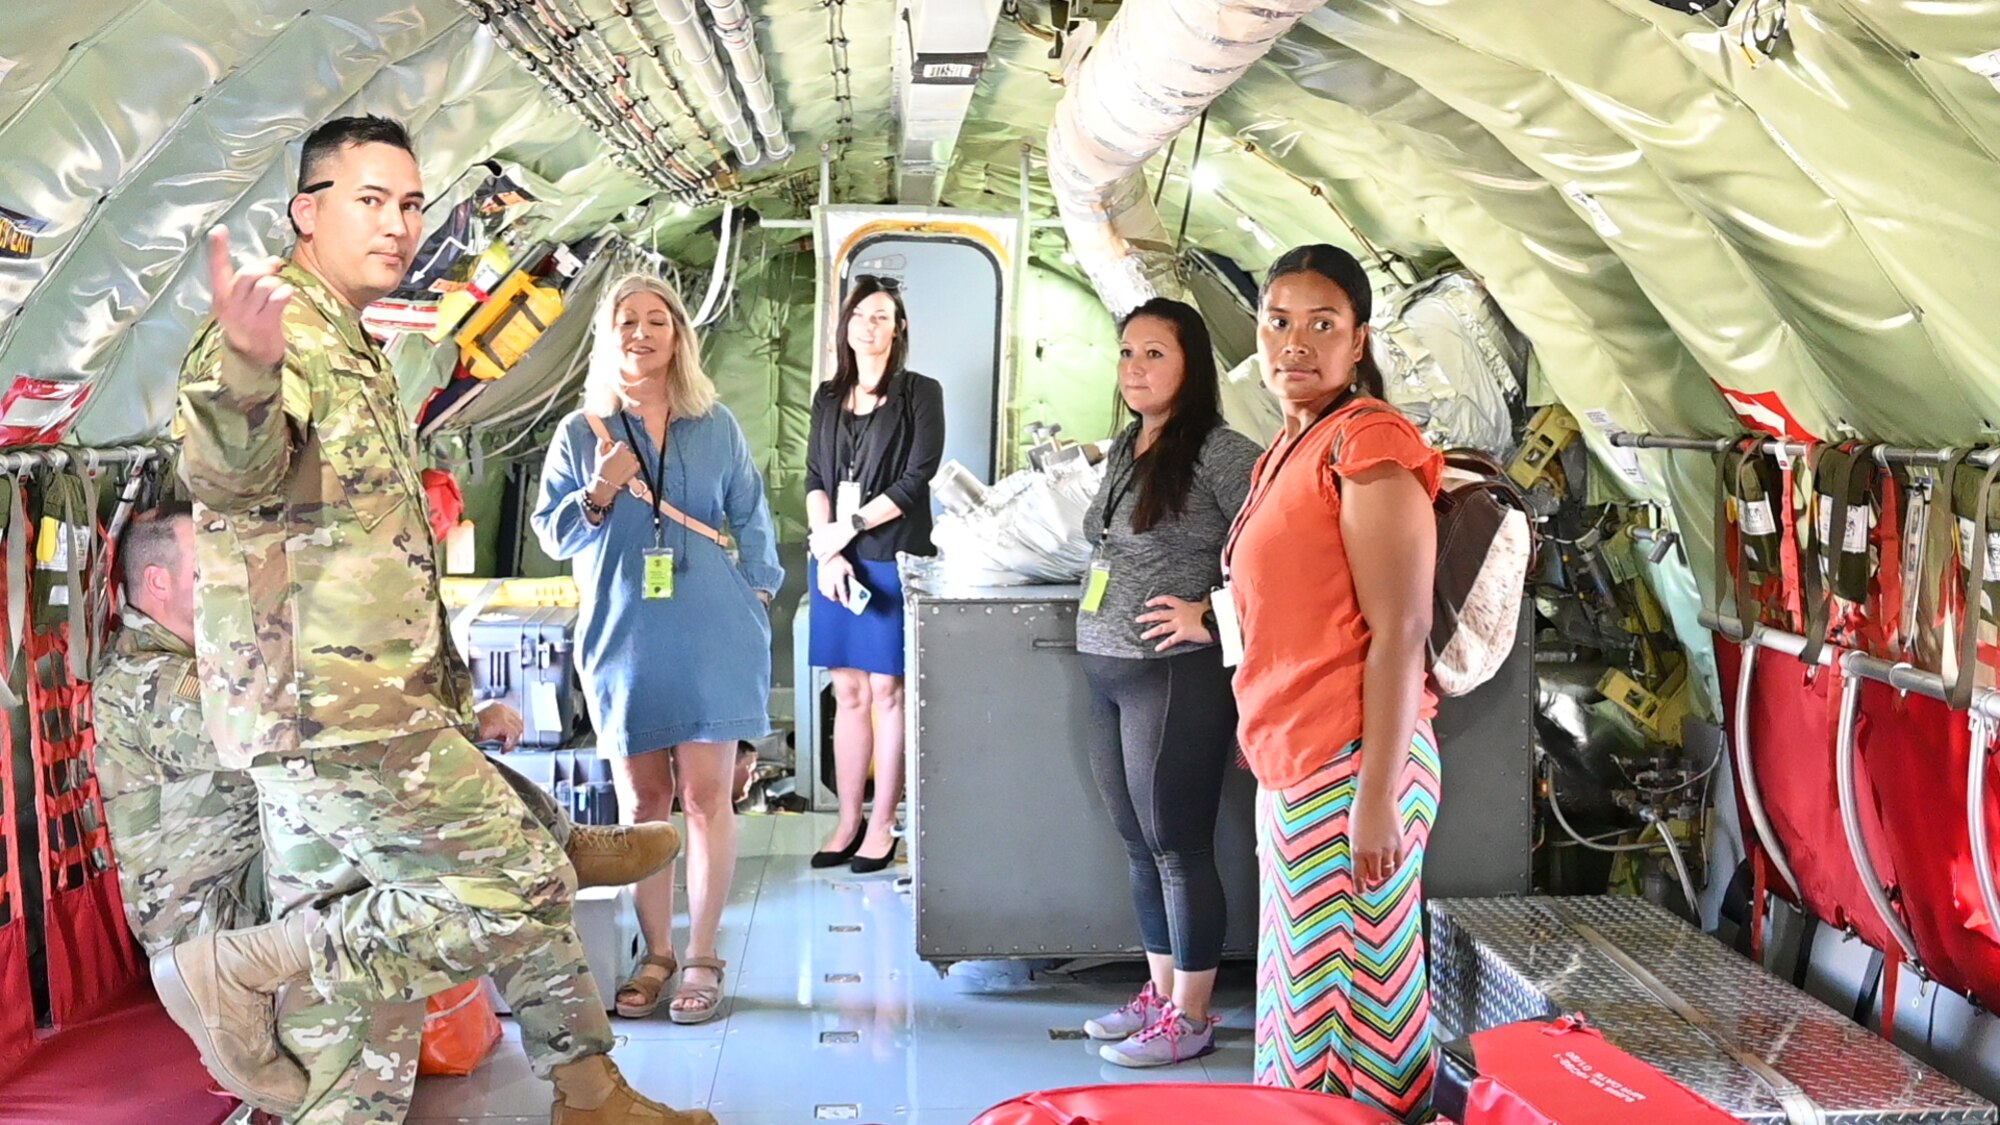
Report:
1120,297,1223,534
829,274,909,403
1261,243,1384,399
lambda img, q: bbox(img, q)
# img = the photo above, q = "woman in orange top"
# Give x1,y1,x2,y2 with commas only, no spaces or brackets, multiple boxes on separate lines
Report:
1221,244,1443,1121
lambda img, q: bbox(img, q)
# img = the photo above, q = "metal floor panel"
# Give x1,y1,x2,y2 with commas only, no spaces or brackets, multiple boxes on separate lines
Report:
1431,895,1997,1125
406,812,1256,1124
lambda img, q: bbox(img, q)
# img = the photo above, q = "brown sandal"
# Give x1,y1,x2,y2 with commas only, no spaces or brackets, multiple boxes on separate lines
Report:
669,956,727,1025
614,952,679,1018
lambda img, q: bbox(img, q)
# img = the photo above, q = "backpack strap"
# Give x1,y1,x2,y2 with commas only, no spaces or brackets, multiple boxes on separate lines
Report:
1324,399,1401,472
581,414,730,549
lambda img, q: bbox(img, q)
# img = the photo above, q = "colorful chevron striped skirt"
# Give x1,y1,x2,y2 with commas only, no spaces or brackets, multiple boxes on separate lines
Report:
1253,724,1442,1121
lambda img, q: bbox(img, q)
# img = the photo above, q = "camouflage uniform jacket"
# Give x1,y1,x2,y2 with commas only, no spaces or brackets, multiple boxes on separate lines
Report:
176,261,472,768
94,611,265,955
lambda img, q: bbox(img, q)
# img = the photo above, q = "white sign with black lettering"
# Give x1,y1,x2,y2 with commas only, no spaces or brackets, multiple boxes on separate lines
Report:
1815,502,1870,554
1740,498,1777,537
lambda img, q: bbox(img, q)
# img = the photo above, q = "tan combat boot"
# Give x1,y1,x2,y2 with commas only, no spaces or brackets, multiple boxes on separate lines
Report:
550,1054,719,1124
151,911,317,1116
568,821,681,888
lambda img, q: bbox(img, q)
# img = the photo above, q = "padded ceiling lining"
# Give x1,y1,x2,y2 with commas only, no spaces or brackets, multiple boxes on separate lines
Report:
4,1,2000,711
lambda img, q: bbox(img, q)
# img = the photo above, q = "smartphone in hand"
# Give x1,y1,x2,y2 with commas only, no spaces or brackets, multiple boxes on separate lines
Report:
844,573,872,615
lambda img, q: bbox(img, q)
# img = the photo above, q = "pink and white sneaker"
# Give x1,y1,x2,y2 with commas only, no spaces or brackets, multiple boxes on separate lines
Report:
1098,1001,1218,1068
1082,982,1164,1041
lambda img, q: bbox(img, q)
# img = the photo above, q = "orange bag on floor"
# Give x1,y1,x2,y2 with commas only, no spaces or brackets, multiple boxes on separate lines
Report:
417,980,503,1077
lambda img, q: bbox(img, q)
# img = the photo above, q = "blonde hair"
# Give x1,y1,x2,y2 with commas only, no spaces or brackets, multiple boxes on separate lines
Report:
582,273,719,419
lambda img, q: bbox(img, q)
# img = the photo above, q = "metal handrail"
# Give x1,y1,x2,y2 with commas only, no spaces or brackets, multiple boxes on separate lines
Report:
1734,640,1805,901
1965,713,2000,959
1832,652,1922,970
1611,431,2000,469
1703,611,2000,724
0,442,167,476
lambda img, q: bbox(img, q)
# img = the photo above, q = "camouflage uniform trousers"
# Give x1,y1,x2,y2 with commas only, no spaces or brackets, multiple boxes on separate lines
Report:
253,725,616,1079
259,753,578,1123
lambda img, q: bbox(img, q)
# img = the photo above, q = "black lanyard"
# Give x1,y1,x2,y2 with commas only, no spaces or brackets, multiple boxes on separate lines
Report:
619,413,672,547
841,389,885,482
1099,427,1145,536
1221,386,1358,578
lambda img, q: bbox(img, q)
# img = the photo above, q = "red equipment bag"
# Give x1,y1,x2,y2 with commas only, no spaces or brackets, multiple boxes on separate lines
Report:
1434,1017,1738,1125
968,1083,1397,1125
416,980,503,1077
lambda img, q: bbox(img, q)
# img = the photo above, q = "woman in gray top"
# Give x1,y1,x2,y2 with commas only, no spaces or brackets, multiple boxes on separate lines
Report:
1075,297,1261,1069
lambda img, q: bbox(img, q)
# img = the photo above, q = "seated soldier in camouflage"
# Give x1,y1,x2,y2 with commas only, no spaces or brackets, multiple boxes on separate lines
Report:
97,503,676,1124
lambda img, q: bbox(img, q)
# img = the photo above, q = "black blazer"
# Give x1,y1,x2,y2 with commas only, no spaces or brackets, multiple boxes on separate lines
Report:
805,370,946,560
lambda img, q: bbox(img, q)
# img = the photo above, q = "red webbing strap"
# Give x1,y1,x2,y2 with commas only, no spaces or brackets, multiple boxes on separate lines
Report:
24,507,139,1028
1751,850,1769,962
1882,955,1900,1043
0,484,37,1079
1873,468,1904,660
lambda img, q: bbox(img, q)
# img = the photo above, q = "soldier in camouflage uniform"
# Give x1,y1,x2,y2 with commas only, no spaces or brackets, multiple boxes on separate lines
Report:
99,505,680,1124
160,115,713,1125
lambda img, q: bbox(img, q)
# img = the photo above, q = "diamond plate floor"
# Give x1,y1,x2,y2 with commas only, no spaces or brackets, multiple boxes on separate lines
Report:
408,812,1256,1124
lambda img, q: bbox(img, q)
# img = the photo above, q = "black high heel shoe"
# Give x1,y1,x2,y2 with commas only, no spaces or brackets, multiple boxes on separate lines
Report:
849,836,900,875
811,819,869,869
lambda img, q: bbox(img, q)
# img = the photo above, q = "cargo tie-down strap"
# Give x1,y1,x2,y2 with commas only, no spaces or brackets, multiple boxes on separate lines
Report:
450,577,509,666
1539,899,1827,1125
0,480,25,711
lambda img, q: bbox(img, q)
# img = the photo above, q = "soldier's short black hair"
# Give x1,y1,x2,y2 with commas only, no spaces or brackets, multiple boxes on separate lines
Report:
118,502,193,597
297,115,415,194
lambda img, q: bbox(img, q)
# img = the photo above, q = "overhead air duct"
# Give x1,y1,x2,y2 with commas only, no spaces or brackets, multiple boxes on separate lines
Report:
1047,0,1325,316
891,0,1005,205
653,0,761,167
703,0,793,163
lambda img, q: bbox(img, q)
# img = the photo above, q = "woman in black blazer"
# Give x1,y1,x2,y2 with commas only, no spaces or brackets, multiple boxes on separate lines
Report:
803,275,945,873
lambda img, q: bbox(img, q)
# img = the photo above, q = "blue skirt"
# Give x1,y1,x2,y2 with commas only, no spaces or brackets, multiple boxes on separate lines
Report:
808,557,907,677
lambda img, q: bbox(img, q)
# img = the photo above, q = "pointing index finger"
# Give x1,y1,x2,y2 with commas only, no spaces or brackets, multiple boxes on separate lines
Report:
206,226,233,297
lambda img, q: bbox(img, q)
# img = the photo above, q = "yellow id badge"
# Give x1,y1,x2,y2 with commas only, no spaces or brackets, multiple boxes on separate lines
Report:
1081,559,1111,613
643,547,675,600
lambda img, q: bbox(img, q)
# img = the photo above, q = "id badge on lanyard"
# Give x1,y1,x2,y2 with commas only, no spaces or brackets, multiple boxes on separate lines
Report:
1210,583,1244,667
836,480,863,525
643,547,676,599
1081,557,1111,614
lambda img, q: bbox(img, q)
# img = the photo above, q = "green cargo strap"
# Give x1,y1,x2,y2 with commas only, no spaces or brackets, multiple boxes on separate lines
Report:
1800,444,1862,669
1716,437,1780,636
66,466,95,683
0,479,23,711
1946,452,2000,711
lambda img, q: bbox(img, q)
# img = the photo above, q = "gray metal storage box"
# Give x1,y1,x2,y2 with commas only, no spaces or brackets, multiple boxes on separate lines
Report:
902,580,1533,966
1430,895,1997,1124
465,605,580,750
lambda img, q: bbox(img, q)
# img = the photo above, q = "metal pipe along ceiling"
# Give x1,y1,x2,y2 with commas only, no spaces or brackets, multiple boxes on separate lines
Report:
704,0,792,163
1046,0,1326,316
653,0,761,166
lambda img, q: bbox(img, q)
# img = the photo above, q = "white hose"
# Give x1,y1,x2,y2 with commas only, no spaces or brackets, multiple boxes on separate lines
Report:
1045,0,1326,315
1651,818,1701,921
1544,753,1702,913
